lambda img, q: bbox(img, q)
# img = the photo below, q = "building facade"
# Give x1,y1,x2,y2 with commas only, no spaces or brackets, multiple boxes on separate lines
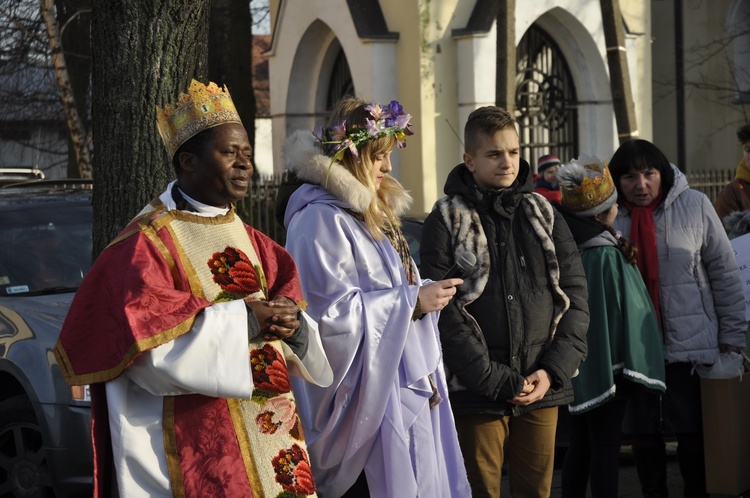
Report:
267,0,749,214
0,67,69,179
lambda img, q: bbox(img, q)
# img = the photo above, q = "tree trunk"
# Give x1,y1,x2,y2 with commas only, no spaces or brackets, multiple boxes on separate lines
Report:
55,0,92,178
40,0,92,179
91,0,211,257
209,0,256,151
600,0,638,144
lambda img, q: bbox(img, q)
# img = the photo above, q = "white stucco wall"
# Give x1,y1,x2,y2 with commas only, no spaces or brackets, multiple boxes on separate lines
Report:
266,0,399,175
530,6,619,158
454,3,623,162
253,118,274,177
269,0,654,211
682,0,747,171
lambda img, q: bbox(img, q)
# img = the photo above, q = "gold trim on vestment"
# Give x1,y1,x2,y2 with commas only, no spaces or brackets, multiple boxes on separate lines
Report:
151,204,238,227
163,396,186,498
56,209,207,386
56,317,198,386
160,225,206,299
106,201,165,248
107,226,142,248
140,224,185,291
165,223,206,300
228,398,266,497
146,205,239,300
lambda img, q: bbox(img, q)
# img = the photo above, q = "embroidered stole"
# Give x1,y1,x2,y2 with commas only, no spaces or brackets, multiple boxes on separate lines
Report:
158,209,316,498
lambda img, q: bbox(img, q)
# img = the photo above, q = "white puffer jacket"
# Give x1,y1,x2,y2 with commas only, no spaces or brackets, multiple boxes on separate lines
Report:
614,165,746,365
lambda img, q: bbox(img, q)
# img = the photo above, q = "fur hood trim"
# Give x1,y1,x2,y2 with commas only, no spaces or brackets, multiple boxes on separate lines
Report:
435,192,570,341
283,130,412,215
436,196,490,305
522,193,571,339
723,209,750,235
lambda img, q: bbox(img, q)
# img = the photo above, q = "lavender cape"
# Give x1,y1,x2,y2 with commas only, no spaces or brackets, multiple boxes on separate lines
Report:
281,132,470,498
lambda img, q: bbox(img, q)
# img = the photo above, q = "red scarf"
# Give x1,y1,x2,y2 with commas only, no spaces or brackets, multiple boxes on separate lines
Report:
622,193,663,325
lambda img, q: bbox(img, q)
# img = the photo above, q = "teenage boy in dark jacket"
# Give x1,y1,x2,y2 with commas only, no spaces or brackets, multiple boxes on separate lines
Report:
420,106,589,498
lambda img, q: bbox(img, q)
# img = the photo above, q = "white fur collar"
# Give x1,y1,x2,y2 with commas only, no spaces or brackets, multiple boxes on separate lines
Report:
283,130,412,215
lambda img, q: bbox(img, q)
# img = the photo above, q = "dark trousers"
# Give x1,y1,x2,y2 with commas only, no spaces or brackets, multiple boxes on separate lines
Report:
630,363,708,498
632,431,708,498
560,395,628,498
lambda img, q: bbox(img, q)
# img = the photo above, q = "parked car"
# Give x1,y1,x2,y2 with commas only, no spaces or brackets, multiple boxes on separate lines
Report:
0,168,45,186
0,180,93,497
400,215,425,268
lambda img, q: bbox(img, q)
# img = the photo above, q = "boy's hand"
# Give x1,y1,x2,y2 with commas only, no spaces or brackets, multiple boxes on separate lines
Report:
508,369,551,406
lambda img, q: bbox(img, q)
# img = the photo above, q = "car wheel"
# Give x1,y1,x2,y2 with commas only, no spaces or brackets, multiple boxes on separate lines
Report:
0,396,55,497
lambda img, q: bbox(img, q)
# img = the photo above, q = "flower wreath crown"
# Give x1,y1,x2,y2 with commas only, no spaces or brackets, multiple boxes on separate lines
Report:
313,100,414,169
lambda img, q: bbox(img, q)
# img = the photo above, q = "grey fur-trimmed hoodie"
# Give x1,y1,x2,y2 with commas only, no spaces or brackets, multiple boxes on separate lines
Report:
419,160,589,417
614,166,746,365
723,209,750,239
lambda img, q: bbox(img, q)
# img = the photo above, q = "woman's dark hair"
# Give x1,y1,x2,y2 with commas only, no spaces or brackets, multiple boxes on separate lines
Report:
738,122,750,144
608,139,674,198
171,127,219,174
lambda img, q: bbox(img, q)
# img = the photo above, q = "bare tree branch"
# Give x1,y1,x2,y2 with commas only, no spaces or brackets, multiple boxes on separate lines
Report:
0,6,45,40
59,7,90,36
39,0,91,178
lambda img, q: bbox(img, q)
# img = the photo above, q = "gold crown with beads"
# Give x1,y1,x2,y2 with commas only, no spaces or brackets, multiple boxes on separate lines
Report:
156,79,243,158
558,153,618,217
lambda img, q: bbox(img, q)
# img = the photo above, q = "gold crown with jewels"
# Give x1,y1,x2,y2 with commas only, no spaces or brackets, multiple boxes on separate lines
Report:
156,79,243,158
558,153,618,217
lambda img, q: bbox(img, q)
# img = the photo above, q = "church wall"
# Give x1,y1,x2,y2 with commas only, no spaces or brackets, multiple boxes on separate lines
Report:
682,0,746,172
651,0,748,172
268,0,637,210
381,0,470,212
269,0,748,214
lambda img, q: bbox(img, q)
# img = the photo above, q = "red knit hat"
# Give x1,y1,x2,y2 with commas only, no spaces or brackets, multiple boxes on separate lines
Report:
537,154,561,173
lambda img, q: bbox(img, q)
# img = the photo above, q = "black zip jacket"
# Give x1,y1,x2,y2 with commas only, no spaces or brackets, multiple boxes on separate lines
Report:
420,159,589,416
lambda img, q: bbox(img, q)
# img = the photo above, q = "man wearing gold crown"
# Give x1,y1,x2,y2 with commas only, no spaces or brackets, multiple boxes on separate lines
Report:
54,79,332,498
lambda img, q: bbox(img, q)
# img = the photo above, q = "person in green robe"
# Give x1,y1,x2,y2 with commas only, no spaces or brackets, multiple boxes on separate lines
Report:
553,154,666,498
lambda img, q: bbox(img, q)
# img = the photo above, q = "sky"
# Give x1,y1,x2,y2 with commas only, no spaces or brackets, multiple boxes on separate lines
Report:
251,0,271,34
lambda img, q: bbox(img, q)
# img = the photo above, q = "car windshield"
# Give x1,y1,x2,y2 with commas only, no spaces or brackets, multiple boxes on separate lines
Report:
0,202,92,296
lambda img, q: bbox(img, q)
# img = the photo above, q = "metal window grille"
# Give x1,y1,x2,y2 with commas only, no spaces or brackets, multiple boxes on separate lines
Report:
516,25,579,171
237,169,736,245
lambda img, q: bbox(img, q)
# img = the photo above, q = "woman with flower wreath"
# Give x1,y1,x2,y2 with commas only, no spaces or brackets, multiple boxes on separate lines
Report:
55,80,333,498
275,96,471,498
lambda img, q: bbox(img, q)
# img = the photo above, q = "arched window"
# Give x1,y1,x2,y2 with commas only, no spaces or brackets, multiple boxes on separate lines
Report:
326,48,355,111
516,25,578,169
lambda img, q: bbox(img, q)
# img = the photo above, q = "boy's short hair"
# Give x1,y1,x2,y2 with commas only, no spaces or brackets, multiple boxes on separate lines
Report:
737,122,750,144
464,106,516,154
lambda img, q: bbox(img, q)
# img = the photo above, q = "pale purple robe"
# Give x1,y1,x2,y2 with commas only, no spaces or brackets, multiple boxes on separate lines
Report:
284,184,471,498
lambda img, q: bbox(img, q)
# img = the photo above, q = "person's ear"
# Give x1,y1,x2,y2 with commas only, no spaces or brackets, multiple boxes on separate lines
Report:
178,151,197,172
464,152,474,172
